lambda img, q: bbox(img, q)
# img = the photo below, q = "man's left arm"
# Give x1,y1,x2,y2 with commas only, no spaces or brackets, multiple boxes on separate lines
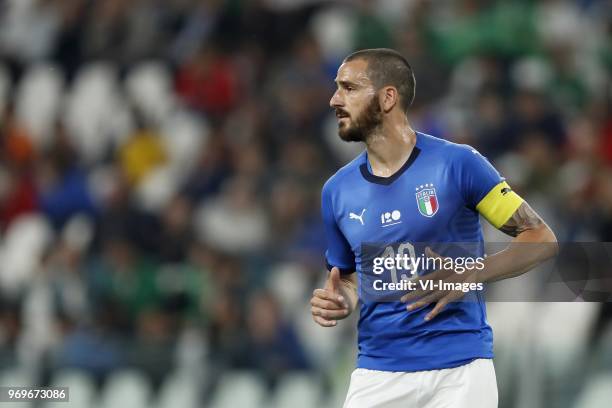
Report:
477,200,558,283
402,200,558,320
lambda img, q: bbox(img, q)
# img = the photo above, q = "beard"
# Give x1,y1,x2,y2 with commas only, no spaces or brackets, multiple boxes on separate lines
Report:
337,96,383,142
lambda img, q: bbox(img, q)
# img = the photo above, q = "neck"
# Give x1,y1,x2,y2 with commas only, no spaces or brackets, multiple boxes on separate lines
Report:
365,116,416,177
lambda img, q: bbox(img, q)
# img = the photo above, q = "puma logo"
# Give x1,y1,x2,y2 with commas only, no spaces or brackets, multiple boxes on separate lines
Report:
349,209,366,225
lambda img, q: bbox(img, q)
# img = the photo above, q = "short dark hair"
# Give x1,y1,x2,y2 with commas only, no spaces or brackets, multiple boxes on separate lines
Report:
344,48,416,113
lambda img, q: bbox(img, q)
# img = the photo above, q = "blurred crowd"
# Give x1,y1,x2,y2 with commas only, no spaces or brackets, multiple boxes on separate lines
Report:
0,0,611,405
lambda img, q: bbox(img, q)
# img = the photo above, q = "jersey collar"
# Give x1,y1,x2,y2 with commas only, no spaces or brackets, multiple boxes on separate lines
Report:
360,138,421,186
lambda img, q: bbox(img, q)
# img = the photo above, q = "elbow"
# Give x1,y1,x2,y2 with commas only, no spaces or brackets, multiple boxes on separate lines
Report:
540,223,559,258
520,222,558,258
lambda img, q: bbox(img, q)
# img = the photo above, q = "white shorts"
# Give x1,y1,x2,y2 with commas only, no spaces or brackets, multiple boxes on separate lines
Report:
343,358,498,408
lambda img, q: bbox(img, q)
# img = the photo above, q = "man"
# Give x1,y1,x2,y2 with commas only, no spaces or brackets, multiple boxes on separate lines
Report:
310,48,558,408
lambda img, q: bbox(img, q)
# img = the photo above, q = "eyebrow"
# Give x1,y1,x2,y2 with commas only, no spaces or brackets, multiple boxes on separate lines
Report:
334,80,358,88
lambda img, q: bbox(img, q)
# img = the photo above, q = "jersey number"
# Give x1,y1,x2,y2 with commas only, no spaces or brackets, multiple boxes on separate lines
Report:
380,242,416,283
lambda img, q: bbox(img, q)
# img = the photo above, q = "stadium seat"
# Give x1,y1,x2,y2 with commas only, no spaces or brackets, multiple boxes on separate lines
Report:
63,62,132,164
294,296,345,371
309,6,354,61
486,303,533,358
125,62,175,126
573,373,612,408
134,165,180,212
86,164,120,207
43,369,96,408
208,371,266,408
194,191,270,254
0,367,34,387
488,302,547,407
0,63,10,113
322,114,364,164
160,110,208,178
325,384,351,408
155,372,199,408
4,0,35,14
0,367,34,408
97,370,152,408
15,63,64,149
268,262,309,318
511,57,553,92
491,302,599,408
61,214,95,253
535,303,598,375
0,214,53,295
448,57,485,99
270,373,321,408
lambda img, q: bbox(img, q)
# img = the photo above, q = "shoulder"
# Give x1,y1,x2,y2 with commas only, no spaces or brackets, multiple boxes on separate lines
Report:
417,132,479,160
417,133,498,183
322,150,366,195
417,132,486,173
449,144,486,169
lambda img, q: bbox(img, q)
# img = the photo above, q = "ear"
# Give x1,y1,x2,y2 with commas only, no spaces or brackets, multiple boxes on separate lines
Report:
380,86,398,113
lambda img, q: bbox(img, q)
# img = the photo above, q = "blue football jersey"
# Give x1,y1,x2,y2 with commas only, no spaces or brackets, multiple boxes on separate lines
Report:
321,132,523,372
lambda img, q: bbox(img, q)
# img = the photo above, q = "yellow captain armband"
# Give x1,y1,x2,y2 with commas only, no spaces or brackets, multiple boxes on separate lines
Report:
475,181,524,229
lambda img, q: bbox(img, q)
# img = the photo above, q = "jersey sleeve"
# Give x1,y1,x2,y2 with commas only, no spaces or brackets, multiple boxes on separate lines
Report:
453,145,524,229
321,181,356,274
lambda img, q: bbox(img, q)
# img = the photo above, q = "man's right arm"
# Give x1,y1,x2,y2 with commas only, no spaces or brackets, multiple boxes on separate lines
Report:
317,181,358,327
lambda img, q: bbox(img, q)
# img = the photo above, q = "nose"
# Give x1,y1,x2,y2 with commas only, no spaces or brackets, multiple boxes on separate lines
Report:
330,89,343,109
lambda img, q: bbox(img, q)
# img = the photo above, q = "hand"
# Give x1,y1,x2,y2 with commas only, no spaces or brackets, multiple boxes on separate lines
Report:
400,247,481,321
311,267,350,327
